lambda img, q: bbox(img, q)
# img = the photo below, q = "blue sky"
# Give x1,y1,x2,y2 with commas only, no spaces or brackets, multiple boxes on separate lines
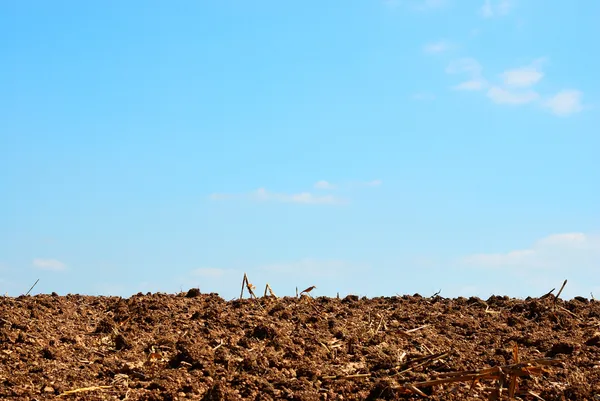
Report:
1,0,599,300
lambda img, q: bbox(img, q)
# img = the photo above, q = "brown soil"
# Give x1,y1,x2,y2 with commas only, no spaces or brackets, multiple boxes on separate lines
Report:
1,292,600,400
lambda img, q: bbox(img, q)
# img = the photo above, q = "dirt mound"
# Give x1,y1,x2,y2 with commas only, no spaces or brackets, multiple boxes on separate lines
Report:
1,292,599,400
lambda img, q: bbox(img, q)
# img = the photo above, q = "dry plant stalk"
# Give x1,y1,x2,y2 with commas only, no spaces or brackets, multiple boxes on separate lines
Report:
57,386,113,397
322,354,562,399
263,283,277,298
555,279,568,301
239,273,258,299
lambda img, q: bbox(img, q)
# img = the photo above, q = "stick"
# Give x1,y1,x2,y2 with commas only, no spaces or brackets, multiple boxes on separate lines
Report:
555,279,567,302
539,288,555,300
25,279,39,296
558,305,579,319
245,276,257,299
322,373,372,380
404,324,430,334
240,273,247,300
263,283,277,298
393,351,450,377
527,390,547,401
404,384,427,397
57,386,112,397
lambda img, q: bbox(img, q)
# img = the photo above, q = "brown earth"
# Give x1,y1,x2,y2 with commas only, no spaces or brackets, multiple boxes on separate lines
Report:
1,291,600,400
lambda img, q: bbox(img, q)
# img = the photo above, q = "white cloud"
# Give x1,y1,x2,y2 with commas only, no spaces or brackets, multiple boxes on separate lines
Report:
210,188,344,205
446,58,487,91
544,90,584,117
252,188,343,205
453,79,487,91
486,86,539,104
461,232,600,270
446,58,483,77
502,67,543,88
314,180,336,190
446,58,583,117
33,258,67,271
480,0,513,18
423,40,453,54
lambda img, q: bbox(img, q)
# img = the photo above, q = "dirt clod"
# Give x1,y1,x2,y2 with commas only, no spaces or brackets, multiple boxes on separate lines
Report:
185,288,201,298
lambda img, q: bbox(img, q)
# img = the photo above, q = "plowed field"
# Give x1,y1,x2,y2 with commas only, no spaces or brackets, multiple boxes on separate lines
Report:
1,292,599,400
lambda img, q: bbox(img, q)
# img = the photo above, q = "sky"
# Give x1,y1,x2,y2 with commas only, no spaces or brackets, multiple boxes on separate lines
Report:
1,0,599,300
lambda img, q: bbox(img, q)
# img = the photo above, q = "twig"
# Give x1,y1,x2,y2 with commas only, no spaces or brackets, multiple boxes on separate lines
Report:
404,324,430,334
558,305,579,319
212,339,224,351
539,288,555,300
404,384,427,397
57,386,112,397
322,373,371,380
393,351,450,377
263,283,277,298
555,279,567,302
374,315,385,334
485,306,501,314
240,273,247,300
527,390,547,401
245,276,257,299
25,279,39,296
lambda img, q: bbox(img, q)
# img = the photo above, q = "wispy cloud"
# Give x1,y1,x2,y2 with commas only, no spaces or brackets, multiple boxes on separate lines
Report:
211,179,381,205
252,188,343,204
446,58,483,76
314,180,336,190
210,188,344,205
423,40,453,55
480,0,513,18
446,58,584,116
461,232,600,269
33,258,67,271
453,80,486,91
501,66,544,88
486,86,539,105
544,90,584,117
446,58,487,91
